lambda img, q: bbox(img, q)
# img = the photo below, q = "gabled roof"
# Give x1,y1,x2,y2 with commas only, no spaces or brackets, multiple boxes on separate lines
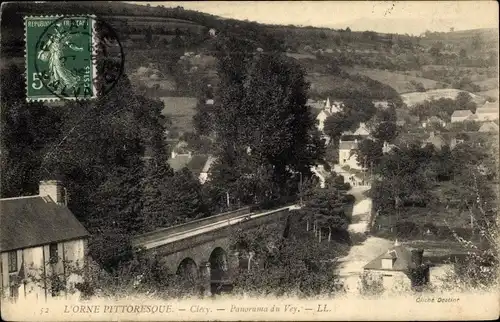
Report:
451,109,473,118
425,133,447,148
187,155,210,176
0,196,89,252
201,155,217,173
479,122,499,132
339,140,358,150
466,114,479,121
363,244,414,271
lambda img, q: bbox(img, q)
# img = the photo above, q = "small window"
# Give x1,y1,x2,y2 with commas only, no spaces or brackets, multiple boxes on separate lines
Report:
8,251,17,273
49,243,58,264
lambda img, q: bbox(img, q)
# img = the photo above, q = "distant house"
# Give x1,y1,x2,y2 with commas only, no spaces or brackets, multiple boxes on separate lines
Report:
311,165,330,188
343,122,370,137
363,241,429,291
373,100,390,109
1,181,89,301
205,99,214,105
315,97,341,132
338,139,362,170
167,142,216,184
478,121,499,133
382,141,397,154
451,109,473,123
422,116,446,128
422,132,457,150
352,122,370,136
465,114,479,122
476,102,499,121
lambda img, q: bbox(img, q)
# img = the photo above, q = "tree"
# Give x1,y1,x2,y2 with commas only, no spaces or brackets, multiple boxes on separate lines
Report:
372,122,399,143
206,35,324,206
459,48,467,59
455,91,477,112
356,138,383,170
229,218,346,297
300,173,352,243
323,112,354,143
1,64,62,198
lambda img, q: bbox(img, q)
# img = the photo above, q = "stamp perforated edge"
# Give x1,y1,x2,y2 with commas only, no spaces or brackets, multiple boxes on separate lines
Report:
24,15,98,103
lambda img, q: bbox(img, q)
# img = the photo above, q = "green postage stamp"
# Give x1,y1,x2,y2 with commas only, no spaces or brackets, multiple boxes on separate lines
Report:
25,16,97,101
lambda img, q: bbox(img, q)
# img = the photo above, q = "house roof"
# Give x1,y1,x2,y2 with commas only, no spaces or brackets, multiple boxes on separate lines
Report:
466,114,479,121
425,133,447,148
476,106,498,115
186,154,210,176
363,244,414,271
201,155,217,173
339,140,358,150
480,101,499,110
353,122,370,135
479,122,499,132
0,196,90,252
168,154,192,171
426,116,444,123
451,109,473,118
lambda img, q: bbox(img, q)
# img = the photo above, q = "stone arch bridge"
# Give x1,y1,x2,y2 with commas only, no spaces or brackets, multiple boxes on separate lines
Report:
131,205,298,294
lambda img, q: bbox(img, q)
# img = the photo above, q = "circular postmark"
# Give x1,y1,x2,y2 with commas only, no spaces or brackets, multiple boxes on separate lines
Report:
33,15,124,101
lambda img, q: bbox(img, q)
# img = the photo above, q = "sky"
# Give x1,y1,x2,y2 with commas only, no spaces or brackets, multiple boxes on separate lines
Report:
128,1,498,35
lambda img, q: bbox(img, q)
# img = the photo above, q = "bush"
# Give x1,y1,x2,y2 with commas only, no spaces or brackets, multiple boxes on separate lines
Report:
349,232,368,245
358,271,384,296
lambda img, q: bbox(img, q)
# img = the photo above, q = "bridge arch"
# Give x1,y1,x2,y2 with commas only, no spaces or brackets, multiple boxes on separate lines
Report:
209,247,230,294
176,257,199,283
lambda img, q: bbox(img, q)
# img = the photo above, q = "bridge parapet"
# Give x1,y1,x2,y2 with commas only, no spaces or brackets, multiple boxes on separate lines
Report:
133,206,252,247
132,206,294,254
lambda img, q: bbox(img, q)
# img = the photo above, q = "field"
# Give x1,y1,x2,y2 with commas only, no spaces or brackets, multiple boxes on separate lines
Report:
344,67,444,93
474,78,499,91
478,89,499,101
159,96,197,134
400,89,486,107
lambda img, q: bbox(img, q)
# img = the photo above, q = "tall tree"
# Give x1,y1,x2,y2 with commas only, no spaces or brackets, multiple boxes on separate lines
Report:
207,36,324,206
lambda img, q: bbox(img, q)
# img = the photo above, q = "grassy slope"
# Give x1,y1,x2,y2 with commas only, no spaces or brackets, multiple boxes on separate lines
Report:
400,89,487,107
344,67,444,94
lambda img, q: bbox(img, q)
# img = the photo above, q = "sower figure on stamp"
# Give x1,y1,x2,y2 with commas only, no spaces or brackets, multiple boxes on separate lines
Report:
37,23,83,92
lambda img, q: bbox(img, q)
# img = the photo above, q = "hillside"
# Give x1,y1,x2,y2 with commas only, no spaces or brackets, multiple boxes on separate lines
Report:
1,2,497,104
400,89,486,107
344,67,445,93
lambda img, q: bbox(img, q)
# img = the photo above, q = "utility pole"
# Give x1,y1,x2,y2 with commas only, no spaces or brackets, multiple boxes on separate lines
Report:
226,191,230,208
299,172,303,206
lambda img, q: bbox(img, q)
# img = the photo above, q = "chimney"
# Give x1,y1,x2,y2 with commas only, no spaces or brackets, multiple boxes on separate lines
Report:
39,180,66,205
411,249,424,267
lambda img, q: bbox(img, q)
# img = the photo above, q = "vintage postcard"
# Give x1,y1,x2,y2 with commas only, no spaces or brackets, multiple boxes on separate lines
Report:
0,1,498,321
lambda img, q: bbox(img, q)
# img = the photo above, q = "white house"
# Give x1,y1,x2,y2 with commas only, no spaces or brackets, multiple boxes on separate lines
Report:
451,109,473,123
199,156,217,184
363,241,429,292
168,142,216,184
338,139,362,170
0,181,89,302
476,102,499,121
422,116,446,128
315,97,342,132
